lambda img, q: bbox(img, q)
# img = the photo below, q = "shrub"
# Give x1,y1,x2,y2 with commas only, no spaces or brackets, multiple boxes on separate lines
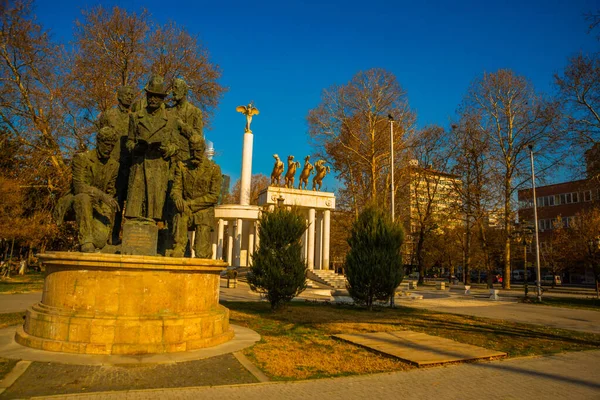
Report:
345,206,404,310
248,207,307,310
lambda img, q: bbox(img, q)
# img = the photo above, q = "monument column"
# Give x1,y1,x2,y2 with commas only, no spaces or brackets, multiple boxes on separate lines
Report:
234,218,243,267
248,221,255,264
211,231,216,260
307,208,316,269
315,211,323,270
302,215,308,261
255,220,260,249
236,102,259,206
239,132,253,206
322,209,331,270
227,222,234,264
217,219,225,259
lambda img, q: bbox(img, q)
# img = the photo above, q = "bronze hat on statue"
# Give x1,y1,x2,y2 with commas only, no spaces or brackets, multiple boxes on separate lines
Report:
144,75,168,96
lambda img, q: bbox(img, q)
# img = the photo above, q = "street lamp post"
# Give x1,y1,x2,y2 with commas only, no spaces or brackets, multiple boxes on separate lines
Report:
528,145,543,302
388,114,395,308
388,114,395,223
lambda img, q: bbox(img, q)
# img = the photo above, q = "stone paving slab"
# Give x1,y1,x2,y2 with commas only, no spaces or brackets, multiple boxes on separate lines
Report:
24,350,600,400
333,330,506,366
0,353,258,399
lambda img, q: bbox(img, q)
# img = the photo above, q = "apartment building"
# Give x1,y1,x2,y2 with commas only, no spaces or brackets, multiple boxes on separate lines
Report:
398,164,463,265
518,178,599,283
518,179,597,233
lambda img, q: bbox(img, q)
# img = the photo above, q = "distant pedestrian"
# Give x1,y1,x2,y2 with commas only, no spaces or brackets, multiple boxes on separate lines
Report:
18,259,26,275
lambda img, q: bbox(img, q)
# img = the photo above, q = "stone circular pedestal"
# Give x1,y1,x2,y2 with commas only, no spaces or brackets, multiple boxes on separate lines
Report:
15,252,234,355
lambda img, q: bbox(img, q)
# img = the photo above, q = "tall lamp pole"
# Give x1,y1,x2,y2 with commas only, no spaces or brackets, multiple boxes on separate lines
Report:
528,144,543,302
388,114,395,308
388,114,395,222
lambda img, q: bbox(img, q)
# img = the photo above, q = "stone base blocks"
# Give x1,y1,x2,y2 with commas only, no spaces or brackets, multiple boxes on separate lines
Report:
15,252,234,355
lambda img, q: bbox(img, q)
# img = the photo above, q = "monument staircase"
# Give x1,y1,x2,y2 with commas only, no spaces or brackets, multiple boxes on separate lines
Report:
307,269,347,289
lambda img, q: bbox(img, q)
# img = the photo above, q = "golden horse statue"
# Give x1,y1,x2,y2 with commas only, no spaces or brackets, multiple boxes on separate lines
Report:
298,155,313,190
284,155,301,188
270,154,284,186
312,159,330,191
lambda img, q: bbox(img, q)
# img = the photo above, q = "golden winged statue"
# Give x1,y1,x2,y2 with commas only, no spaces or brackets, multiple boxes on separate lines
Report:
236,103,260,133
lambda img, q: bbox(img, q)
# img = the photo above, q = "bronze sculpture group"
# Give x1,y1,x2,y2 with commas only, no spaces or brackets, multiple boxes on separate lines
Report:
57,75,221,258
269,154,330,191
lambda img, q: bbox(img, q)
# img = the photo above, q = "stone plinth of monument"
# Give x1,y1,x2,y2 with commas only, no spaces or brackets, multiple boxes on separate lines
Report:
121,218,159,256
15,252,233,355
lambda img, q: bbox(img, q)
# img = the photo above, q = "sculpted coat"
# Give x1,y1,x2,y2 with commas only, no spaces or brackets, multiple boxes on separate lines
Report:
171,157,222,258
55,150,119,250
169,101,203,162
125,105,178,221
98,105,130,162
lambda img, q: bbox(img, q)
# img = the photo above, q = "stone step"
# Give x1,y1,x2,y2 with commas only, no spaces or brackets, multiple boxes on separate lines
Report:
306,270,347,289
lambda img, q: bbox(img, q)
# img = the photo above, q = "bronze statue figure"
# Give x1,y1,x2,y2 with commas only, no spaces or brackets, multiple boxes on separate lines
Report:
236,103,260,133
54,127,120,252
284,155,300,188
97,85,134,244
169,78,203,163
170,135,222,258
312,159,330,191
270,154,284,186
125,75,178,222
298,155,313,190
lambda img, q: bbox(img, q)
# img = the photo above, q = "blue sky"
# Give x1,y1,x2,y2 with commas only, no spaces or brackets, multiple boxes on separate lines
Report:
35,0,599,191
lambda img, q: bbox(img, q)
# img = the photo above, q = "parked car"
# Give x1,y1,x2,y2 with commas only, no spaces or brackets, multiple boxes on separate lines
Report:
541,275,562,286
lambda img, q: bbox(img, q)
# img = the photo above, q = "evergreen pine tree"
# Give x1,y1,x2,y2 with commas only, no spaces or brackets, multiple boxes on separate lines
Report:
346,206,404,310
248,207,307,310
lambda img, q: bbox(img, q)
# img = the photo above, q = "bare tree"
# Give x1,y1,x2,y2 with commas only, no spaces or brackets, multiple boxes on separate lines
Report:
540,217,574,288
307,68,416,216
223,174,269,205
464,69,561,289
0,0,81,197
449,112,498,284
401,125,456,283
554,53,600,148
570,207,600,297
71,5,226,123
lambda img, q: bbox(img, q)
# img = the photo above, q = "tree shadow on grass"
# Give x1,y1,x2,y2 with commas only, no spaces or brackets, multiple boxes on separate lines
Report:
225,301,600,353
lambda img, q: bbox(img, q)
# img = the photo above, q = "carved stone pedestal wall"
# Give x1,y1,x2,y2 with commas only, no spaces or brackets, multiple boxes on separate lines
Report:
15,252,233,355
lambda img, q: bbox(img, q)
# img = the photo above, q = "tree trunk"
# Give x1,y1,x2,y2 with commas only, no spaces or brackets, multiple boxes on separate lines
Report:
503,183,512,289
417,230,425,284
465,221,472,284
7,238,15,279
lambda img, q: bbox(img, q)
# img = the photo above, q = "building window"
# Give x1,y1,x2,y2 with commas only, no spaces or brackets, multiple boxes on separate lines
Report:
584,190,592,202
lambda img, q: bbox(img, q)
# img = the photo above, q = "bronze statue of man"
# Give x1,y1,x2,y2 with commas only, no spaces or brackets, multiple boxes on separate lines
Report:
125,75,178,222
54,127,120,252
170,135,222,258
97,85,134,243
169,78,203,162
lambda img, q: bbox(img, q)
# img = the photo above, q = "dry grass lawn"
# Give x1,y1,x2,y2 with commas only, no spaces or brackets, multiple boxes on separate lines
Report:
0,272,44,293
227,301,600,380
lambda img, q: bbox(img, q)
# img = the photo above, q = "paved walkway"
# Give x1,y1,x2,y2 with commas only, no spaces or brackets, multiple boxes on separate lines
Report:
28,350,600,400
0,293,41,313
397,293,600,334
